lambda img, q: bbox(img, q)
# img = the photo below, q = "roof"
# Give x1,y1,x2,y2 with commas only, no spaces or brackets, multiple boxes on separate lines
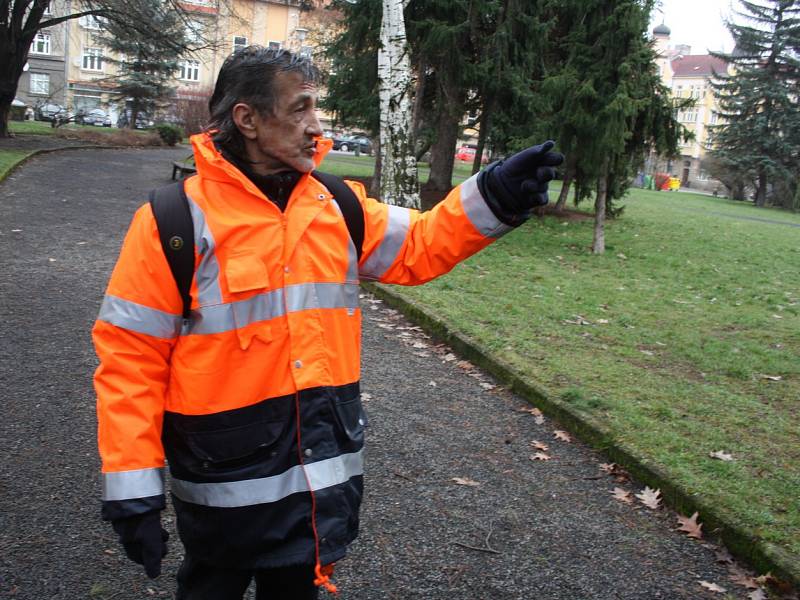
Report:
671,54,728,78
653,23,671,35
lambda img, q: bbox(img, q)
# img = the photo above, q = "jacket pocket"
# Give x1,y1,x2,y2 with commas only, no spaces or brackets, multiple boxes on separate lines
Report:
224,253,273,350
330,391,367,445
182,419,286,472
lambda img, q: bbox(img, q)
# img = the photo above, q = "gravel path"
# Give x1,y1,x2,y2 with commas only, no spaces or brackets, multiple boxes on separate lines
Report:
0,148,759,599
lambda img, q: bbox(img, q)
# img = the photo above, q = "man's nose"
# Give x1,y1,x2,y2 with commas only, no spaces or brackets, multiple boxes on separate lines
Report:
307,113,323,136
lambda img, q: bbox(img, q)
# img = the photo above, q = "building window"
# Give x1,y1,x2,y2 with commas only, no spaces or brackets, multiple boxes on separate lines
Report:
179,59,200,81
710,111,718,125
30,73,50,95
82,47,104,71
233,35,248,53
268,41,281,51
30,32,51,55
80,14,104,29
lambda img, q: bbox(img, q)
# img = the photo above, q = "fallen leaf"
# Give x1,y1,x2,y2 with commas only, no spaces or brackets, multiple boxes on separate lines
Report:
534,415,546,425
729,566,760,589
519,406,543,416
553,430,572,443
640,349,654,356
596,318,610,324
599,463,630,482
360,393,373,402
479,382,496,390
531,452,552,461
451,477,480,487
747,589,767,600
760,374,782,381
442,353,456,362
617,253,627,260
709,450,735,462
610,487,633,504
455,360,474,370
377,323,395,330
699,581,726,593
635,486,661,510
563,315,592,325
428,381,437,387
531,441,549,451
676,512,703,539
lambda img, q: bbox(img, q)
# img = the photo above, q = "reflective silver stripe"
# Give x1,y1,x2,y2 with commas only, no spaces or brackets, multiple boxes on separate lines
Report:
98,294,182,339
331,199,360,283
186,288,285,335
360,204,410,280
459,173,514,238
184,283,358,335
285,282,360,313
170,449,364,508
186,192,223,307
102,467,165,501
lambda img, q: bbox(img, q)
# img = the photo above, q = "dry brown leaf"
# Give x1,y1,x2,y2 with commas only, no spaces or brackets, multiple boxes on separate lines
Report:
531,452,552,461
451,477,480,487
599,463,630,482
479,382,496,390
534,415,546,425
699,581,727,593
553,430,572,443
747,589,768,600
455,360,474,370
531,441,549,452
709,450,735,462
599,463,616,474
360,393,373,402
610,487,633,504
676,512,703,539
412,342,429,349
729,566,760,590
635,486,661,510
518,406,543,416
442,353,457,362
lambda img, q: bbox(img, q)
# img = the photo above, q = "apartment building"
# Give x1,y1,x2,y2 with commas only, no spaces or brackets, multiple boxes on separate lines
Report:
19,0,306,124
652,22,728,191
18,1,69,110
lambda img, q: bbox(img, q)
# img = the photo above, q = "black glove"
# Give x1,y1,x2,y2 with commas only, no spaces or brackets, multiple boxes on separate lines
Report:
111,511,169,578
486,141,565,211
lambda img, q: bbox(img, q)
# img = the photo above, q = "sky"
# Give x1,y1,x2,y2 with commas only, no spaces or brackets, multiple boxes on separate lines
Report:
650,0,737,54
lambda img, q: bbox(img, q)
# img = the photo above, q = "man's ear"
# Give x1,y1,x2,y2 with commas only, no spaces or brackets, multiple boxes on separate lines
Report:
232,103,258,140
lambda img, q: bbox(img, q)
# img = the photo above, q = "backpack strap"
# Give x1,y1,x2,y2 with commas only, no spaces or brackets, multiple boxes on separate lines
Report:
149,181,195,320
312,171,365,262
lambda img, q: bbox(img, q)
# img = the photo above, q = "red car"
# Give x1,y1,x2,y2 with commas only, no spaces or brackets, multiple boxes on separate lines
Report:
454,145,488,164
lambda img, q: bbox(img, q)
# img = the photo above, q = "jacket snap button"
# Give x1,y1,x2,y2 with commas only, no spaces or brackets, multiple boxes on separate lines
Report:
294,360,303,369
304,448,313,457
284,266,290,273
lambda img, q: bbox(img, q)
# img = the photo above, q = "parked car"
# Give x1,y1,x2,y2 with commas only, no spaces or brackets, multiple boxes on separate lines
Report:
78,108,112,127
454,144,488,164
117,110,154,129
332,134,373,155
34,103,67,122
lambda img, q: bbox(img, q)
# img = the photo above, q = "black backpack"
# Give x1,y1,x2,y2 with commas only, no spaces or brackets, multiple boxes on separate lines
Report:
149,171,364,320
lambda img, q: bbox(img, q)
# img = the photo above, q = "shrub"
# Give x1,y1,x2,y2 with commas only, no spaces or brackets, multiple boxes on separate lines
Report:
154,124,184,146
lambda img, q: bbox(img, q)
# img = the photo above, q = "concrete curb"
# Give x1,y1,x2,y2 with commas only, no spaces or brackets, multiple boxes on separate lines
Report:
364,281,800,590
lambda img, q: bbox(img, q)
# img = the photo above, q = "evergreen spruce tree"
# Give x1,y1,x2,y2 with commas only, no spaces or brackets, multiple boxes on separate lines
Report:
710,0,800,208
96,0,193,128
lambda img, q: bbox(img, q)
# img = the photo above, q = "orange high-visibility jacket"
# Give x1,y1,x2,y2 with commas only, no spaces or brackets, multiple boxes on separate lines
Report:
93,132,518,569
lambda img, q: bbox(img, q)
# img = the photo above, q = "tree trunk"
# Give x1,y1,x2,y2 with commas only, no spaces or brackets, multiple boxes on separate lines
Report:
0,36,29,138
377,0,419,208
755,169,767,207
592,162,609,254
370,136,383,199
471,97,492,175
555,158,576,211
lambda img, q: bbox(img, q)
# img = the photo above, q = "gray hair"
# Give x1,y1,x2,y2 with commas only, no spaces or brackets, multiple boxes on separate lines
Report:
206,46,321,160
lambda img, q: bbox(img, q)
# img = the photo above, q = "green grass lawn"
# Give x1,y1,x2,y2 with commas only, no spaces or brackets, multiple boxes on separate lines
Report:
0,149,31,180
320,152,475,184
369,185,800,571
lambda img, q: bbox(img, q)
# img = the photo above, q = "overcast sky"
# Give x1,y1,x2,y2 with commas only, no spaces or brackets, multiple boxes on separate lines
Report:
650,0,737,54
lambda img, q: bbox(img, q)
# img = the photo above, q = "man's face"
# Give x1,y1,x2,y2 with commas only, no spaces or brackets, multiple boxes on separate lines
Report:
240,70,323,175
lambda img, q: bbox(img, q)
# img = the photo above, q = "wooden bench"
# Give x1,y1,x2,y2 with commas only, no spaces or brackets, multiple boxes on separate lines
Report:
172,158,197,180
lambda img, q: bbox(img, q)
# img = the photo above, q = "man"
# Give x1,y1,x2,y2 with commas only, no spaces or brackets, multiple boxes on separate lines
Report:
93,46,563,599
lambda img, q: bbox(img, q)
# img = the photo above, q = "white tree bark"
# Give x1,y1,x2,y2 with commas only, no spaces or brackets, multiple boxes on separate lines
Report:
378,0,420,208
592,162,608,254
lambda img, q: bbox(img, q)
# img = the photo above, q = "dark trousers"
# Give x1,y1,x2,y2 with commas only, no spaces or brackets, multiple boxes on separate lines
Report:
176,555,320,600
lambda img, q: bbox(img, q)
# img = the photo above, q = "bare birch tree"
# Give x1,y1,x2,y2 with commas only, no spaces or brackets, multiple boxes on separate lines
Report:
377,0,419,208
